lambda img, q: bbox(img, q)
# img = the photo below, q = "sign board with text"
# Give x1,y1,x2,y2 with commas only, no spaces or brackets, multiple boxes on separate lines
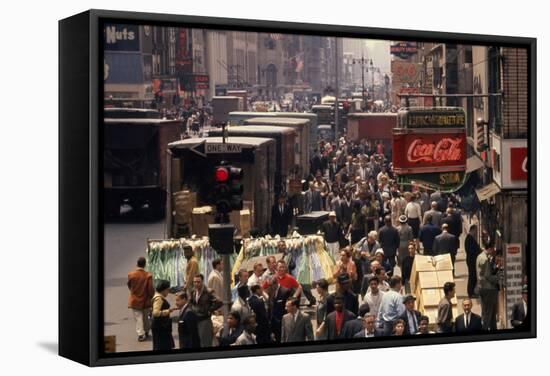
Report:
505,243,524,329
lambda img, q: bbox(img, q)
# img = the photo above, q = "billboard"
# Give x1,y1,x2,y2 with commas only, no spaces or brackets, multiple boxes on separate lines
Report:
392,131,467,174
104,24,140,51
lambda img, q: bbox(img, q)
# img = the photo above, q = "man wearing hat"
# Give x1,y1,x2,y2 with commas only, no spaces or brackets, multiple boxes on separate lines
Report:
396,215,414,269
398,294,422,336
321,211,342,261
326,273,359,316
511,285,528,329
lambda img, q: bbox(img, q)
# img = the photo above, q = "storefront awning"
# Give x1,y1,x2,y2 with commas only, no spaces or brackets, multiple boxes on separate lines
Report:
475,182,501,201
466,155,485,173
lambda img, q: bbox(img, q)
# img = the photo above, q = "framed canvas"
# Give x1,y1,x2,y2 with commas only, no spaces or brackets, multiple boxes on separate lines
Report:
59,9,536,366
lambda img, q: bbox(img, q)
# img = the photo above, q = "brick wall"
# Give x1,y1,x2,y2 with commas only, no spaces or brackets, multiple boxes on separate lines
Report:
500,47,528,139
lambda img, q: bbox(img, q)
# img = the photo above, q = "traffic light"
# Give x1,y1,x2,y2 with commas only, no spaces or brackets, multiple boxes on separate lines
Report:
213,164,244,222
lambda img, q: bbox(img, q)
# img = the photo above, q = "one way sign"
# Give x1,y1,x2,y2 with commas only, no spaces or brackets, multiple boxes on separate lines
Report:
189,140,206,158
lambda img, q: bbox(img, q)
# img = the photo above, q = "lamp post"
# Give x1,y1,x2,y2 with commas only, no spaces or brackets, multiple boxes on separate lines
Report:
370,59,374,100
352,54,368,109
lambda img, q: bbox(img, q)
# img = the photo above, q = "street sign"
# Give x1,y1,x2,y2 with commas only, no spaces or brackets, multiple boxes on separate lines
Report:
206,143,242,154
189,140,207,158
504,243,523,329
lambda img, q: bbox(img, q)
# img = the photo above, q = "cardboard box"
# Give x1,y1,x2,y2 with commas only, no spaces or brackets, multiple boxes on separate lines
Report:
192,206,214,237
436,270,454,287
228,209,252,237
410,254,454,292
419,288,442,307
174,191,197,225
433,254,454,271
417,271,440,289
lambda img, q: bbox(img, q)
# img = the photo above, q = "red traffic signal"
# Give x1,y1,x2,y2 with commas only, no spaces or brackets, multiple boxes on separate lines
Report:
215,167,229,182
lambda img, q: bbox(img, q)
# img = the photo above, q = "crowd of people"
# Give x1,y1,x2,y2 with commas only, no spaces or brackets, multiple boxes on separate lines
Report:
126,136,529,352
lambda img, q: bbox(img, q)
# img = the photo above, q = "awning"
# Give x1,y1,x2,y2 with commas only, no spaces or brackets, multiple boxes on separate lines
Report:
475,182,501,201
466,155,485,173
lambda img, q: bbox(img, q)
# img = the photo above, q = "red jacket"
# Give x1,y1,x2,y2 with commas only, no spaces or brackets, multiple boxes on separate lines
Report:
127,268,154,309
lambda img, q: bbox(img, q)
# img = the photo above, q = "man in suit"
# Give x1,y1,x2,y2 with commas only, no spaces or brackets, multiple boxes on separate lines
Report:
422,201,443,228
281,298,314,342
266,277,292,343
465,225,482,298
325,295,356,340
219,311,243,346
127,257,154,342
248,284,271,344
455,298,483,333
271,193,293,237
477,245,500,331
378,215,400,275
418,215,442,256
399,294,422,336
353,313,380,338
511,285,528,328
304,182,323,213
326,273,359,316
189,274,223,347
340,303,370,339
207,258,224,301
433,224,458,267
437,282,455,333
175,292,200,349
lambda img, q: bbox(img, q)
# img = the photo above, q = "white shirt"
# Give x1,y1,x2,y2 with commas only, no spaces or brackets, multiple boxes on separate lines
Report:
362,329,375,338
523,300,528,316
405,202,422,219
464,312,471,328
247,273,263,287
364,290,385,319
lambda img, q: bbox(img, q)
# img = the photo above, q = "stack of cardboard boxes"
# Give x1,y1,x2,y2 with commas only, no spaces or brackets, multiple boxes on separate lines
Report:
173,191,197,226
410,254,458,329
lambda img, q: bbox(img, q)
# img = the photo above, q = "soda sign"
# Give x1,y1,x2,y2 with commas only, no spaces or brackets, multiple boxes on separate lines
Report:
393,132,466,174
510,147,528,181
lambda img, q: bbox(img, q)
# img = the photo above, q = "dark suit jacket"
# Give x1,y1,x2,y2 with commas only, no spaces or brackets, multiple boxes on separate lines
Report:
433,231,458,256
248,294,271,343
219,326,243,347
304,189,323,213
189,286,223,320
399,309,422,336
378,225,400,258
455,312,483,333
178,306,201,349
268,286,292,324
281,311,314,342
418,224,442,251
326,290,359,316
271,202,293,237
511,301,527,328
340,318,364,339
464,234,482,267
353,329,381,338
325,310,356,339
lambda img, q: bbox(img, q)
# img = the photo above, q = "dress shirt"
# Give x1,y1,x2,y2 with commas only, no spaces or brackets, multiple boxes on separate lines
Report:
378,289,405,323
524,300,528,316
464,312,470,328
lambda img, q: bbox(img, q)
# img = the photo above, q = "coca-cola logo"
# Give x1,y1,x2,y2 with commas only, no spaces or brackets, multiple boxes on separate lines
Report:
407,137,463,164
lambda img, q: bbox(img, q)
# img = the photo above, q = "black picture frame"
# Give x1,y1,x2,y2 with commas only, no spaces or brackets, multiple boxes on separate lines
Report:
59,9,536,366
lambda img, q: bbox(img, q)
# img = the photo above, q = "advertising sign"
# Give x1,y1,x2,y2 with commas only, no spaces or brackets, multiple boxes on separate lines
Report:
505,243,524,329
392,131,466,174
104,24,140,51
510,147,528,181
390,42,418,59
400,109,466,129
391,61,421,84
180,74,210,91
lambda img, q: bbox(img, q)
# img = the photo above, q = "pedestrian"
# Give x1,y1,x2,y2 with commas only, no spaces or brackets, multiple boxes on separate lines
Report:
231,284,252,322
324,294,356,340
232,269,250,302
401,242,416,293
353,313,380,338
433,223,458,267
219,311,242,347
396,215,414,268
322,211,342,260
326,272,359,316
265,277,291,343
511,285,528,329
127,257,154,342
314,279,330,340
183,244,199,291
304,181,323,213
189,274,223,347
455,298,483,333
261,255,278,282
207,258,224,301
465,225,482,298
248,284,271,344
377,276,405,336
361,276,385,320
418,215,442,256
348,201,367,245
422,201,443,228
247,262,265,287
281,298,314,342
151,279,177,351
404,193,422,241
233,315,258,346
476,244,500,331
399,294,421,336
416,316,435,335
378,215,400,275
333,247,358,283
392,319,406,336
340,303,371,338
271,193,292,237
175,291,200,349
437,281,455,333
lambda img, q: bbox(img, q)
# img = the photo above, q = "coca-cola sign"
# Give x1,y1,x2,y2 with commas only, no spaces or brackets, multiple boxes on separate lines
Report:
393,132,466,174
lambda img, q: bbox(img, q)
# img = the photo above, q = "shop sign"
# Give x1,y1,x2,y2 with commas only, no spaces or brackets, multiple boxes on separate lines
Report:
390,42,418,59
393,132,466,173
104,24,140,51
505,243,524,329
180,74,210,91
402,110,466,129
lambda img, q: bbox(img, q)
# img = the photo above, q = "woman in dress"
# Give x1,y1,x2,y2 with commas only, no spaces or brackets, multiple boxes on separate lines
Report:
151,279,177,351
